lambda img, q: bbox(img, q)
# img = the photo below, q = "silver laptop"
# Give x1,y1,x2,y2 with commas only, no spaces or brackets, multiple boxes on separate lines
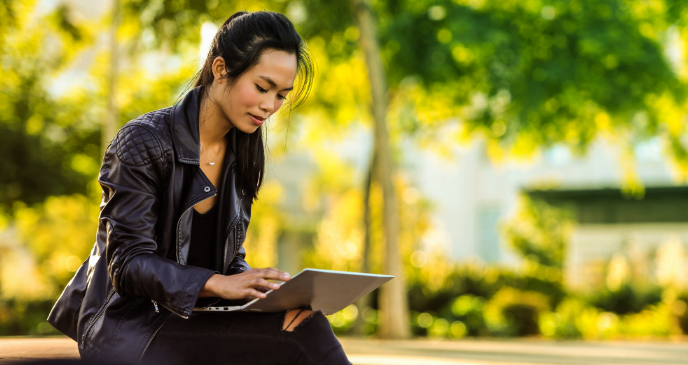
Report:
194,268,393,315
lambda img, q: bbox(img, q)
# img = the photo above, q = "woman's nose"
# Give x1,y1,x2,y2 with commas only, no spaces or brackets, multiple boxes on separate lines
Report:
259,96,274,114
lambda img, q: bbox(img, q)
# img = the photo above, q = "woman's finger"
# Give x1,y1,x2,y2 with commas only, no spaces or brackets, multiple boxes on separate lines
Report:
255,268,290,281
254,286,272,293
252,278,280,290
246,289,267,299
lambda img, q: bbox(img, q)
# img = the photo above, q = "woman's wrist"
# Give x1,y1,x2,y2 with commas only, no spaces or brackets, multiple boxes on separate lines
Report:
198,273,222,298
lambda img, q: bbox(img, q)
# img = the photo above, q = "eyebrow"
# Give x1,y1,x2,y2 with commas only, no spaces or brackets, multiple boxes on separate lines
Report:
259,76,293,91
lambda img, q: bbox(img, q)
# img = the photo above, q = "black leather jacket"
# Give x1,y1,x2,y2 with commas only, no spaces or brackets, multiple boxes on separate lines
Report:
47,87,253,363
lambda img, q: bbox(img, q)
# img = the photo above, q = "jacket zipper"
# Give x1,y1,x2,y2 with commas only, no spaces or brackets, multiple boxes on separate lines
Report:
138,313,172,363
176,194,216,264
230,201,242,269
156,300,188,319
81,289,116,350
224,162,240,271
150,293,189,319
232,226,238,268
220,224,239,274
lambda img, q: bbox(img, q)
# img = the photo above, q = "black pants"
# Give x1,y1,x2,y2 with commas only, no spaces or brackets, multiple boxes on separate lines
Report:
141,310,351,365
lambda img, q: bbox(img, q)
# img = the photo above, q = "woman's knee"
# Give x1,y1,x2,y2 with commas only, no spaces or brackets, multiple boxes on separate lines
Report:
282,309,315,332
281,310,350,364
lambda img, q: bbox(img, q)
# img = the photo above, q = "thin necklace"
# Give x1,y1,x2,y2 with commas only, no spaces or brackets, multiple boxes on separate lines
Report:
200,138,224,166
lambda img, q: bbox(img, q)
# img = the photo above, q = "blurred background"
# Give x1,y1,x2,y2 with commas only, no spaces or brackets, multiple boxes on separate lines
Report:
1,0,688,342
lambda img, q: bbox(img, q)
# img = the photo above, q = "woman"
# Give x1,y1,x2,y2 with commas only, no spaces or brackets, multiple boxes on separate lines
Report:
48,11,351,365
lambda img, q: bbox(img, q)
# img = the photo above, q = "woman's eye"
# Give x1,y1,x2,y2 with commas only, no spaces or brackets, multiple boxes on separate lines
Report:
256,84,286,100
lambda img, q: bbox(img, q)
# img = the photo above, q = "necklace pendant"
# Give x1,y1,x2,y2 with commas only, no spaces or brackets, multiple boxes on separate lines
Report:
210,162,215,166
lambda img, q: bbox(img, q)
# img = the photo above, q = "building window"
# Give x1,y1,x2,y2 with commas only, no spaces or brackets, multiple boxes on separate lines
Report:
478,206,502,263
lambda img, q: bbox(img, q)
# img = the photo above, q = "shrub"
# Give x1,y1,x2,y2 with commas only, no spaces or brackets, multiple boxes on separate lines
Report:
483,287,550,337
587,284,663,315
673,295,688,334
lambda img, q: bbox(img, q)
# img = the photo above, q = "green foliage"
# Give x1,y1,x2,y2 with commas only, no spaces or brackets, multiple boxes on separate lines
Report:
675,295,688,334
0,1,100,212
483,287,550,337
383,0,686,156
406,259,681,339
540,297,679,339
406,258,566,337
13,194,99,290
0,299,59,336
408,260,565,309
538,298,586,338
0,194,98,335
0,92,99,212
327,304,364,335
587,284,663,315
503,194,573,268
408,263,507,312
449,295,487,336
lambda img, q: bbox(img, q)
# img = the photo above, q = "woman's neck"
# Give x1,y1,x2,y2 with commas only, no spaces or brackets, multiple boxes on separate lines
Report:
198,95,234,148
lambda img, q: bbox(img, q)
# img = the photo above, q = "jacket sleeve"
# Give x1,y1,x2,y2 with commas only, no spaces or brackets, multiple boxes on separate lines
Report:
99,124,216,318
227,245,251,275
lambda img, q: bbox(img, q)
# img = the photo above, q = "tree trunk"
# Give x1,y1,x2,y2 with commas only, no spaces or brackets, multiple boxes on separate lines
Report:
350,0,411,339
352,152,375,336
102,0,119,155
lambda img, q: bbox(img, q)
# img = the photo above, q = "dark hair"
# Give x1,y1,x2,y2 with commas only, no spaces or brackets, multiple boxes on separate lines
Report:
193,11,314,201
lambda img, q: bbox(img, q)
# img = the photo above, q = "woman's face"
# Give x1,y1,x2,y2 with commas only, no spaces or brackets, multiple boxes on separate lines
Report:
210,49,297,134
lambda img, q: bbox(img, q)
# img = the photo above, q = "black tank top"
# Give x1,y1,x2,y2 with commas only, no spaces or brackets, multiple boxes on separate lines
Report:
187,204,219,271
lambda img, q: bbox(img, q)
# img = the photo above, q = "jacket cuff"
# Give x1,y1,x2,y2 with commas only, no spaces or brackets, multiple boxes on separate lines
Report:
194,270,223,308
227,256,251,276
173,268,218,318
227,266,249,276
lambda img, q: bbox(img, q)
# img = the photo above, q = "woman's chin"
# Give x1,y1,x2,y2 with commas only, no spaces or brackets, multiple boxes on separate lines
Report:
236,124,261,134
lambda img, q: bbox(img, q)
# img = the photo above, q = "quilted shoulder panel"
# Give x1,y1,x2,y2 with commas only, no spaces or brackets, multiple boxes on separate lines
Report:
133,107,173,132
114,124,164,166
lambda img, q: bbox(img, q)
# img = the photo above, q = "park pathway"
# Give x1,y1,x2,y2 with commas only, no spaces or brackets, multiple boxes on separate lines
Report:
2,337,688,364
342,338,688,364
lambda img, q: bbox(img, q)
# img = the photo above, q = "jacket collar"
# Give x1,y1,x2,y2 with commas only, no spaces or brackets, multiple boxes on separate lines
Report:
172,86,236,164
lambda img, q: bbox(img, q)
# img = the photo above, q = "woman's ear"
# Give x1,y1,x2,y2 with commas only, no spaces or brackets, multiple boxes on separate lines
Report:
212,56,227,84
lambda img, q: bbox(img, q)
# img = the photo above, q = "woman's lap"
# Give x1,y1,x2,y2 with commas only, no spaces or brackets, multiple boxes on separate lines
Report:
141,310,350,365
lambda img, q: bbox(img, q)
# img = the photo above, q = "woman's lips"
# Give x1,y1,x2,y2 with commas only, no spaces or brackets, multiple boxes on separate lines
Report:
249,114,265,126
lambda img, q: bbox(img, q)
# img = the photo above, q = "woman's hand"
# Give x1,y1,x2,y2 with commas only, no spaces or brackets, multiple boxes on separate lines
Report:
198,268,290,300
